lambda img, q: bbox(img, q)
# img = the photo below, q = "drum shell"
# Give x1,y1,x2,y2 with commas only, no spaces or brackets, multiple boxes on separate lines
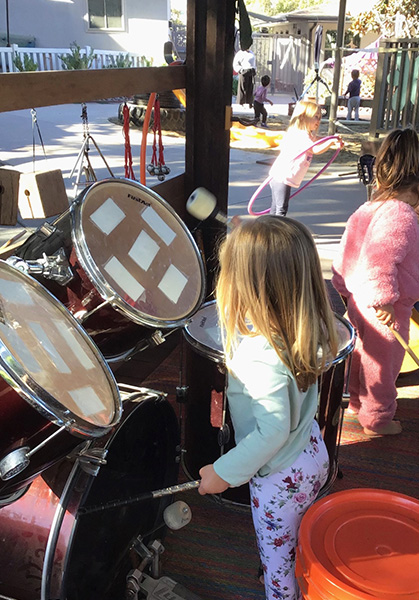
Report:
0,391,180,600
0,377,87,498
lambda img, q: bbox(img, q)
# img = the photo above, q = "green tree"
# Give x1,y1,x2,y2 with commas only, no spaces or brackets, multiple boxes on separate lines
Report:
246,0,323,16
351,0,419,37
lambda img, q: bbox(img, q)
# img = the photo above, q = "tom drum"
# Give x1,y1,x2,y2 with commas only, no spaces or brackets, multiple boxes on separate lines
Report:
11,178,206,364
0,259,121,500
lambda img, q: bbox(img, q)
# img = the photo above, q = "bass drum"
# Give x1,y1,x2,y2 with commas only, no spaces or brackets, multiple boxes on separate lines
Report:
182,301,355,505
11,178,206,365
0,390,180,600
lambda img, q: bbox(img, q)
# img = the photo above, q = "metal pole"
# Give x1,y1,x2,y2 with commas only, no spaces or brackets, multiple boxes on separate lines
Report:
328,0,347,134
5,0,10,46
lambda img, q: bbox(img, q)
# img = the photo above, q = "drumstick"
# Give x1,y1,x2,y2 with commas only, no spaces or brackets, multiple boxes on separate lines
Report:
389,325,419,370
0,230,28,256
78,479,201,515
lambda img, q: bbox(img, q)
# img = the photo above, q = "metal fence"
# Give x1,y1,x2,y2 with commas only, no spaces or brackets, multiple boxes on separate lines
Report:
370,38,419,138
0,45,147,73
252,33,311,95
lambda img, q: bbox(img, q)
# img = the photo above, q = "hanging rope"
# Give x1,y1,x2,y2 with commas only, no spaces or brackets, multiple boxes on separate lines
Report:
147,96,170,182
122,103,136,180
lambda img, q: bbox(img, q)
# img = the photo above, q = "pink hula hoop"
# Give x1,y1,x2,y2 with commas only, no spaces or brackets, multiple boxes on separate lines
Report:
247,135,342,216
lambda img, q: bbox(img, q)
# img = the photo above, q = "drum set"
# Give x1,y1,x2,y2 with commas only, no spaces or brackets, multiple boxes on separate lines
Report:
0,178,355,600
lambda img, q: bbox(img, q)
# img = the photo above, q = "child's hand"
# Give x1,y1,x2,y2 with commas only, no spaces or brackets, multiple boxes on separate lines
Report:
269,100,274,105
198,464,229,495
374,304,395,326
335,135,344,149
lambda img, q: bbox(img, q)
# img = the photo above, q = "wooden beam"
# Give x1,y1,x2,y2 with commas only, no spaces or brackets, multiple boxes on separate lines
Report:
0,66,186,113
185,0,236,292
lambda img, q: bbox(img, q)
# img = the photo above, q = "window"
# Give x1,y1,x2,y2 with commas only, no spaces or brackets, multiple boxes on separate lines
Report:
88,0,123,30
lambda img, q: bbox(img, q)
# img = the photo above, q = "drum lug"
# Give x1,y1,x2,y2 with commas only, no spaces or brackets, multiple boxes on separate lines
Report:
176,385,189,403
77,447,108,476
218,423,230,447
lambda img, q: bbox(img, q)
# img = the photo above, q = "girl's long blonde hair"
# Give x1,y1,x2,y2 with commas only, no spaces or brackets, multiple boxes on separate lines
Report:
216,216,338,391
373,128,419,204
289,100,320,133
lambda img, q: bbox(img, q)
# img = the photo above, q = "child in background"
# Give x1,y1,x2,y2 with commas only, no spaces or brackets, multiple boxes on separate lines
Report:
269,100,343,217
332,128,419,436
254,75,273,128
344,69,362,121
198,216,339,600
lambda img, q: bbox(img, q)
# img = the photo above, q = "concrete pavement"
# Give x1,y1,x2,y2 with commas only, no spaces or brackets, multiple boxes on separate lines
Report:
0,99,367,272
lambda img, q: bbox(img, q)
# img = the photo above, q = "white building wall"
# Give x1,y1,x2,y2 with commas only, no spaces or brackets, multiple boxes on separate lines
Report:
5,0,169,64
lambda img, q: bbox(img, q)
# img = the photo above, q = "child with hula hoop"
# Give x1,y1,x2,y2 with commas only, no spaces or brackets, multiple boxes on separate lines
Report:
269,101,343,216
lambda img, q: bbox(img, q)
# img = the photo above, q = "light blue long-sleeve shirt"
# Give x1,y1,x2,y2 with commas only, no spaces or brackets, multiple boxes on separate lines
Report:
213,335,318,487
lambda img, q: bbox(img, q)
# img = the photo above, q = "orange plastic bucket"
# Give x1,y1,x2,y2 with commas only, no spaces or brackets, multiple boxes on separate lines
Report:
296,489,419,600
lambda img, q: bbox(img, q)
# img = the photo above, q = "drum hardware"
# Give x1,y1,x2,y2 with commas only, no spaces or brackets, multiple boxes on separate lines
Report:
127,502,197,600
217,423,230,446
76,445,108,476
78,479,200,516
7,248,74,285
0,423,71,481
128,574,203,600
175,385,189,403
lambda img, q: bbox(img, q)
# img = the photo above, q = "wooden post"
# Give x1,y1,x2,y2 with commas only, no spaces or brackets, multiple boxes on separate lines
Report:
185,0,236,294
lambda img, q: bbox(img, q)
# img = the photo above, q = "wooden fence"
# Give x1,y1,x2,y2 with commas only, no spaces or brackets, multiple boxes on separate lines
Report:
0,44,147,73
370,38,419,138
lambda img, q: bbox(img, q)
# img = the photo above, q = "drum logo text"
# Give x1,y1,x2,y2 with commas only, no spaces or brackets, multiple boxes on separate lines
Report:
128,193,151,207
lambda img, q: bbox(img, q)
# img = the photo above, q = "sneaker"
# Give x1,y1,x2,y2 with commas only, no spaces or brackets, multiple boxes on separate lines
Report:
260,122,268,128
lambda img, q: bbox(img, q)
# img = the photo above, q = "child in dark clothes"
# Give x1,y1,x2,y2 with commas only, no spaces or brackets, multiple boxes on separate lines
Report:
344,69,361,120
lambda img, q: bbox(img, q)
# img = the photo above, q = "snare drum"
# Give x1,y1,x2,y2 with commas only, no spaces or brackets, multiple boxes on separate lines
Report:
0,390,180,600
0,260,121,499
182,301,355,505
12,178,206,363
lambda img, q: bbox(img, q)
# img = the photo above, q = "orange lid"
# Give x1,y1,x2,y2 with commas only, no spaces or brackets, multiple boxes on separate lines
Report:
298,489,419,600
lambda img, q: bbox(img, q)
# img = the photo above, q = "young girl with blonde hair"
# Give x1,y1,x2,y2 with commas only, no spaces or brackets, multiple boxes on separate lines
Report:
198,216,338,600
332,127,419,435
270,100,343,216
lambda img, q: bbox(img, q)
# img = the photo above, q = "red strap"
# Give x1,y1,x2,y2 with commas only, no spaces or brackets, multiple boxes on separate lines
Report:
123,103,135,179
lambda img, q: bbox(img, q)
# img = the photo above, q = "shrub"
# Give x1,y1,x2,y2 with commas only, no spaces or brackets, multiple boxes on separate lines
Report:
60,42,97,70
13,53,38,72
104,53,134,69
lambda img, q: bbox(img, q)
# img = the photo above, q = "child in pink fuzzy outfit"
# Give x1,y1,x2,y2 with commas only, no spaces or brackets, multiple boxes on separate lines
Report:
332,128,419,435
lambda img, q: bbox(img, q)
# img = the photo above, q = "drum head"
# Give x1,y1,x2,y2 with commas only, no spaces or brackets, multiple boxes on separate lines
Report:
0,260,121,436
71,179,206,328
183,300,224,363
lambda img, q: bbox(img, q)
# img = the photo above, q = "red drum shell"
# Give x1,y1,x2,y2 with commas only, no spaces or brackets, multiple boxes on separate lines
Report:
0,391,180,600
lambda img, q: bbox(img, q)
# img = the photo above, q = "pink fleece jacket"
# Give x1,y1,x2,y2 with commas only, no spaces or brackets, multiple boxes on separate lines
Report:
332,199,419,308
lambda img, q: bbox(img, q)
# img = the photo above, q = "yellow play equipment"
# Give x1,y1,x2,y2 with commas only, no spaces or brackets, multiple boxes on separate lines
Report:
400,308,419,373
230,121,284,149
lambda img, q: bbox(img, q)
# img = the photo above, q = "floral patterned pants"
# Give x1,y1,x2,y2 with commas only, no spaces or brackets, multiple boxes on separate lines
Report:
249,421,329,600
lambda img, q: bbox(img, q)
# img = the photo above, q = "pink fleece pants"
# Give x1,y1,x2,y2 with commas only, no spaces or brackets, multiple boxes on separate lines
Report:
346,296,411,430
